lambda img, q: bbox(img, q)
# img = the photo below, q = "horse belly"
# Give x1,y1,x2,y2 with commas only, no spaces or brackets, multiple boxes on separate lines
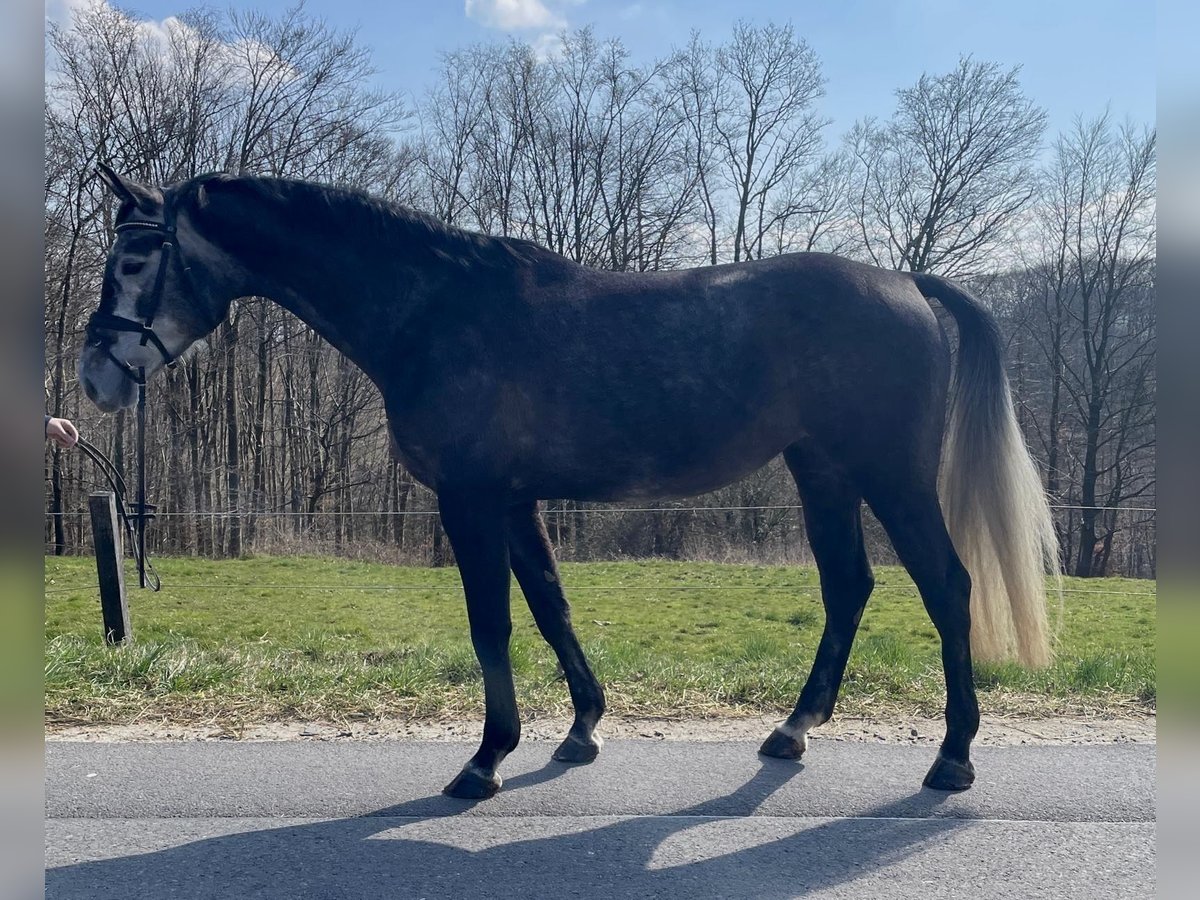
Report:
521,390,804,502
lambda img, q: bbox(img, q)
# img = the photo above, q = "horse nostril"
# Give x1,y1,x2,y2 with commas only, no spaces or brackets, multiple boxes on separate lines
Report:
81,373,97,400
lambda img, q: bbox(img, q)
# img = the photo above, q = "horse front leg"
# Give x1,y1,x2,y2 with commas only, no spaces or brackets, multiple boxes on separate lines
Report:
507,500,605,763
438,491,520,799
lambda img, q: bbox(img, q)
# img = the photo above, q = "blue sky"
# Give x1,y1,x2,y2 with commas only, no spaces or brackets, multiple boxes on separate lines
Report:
54,0,1156,141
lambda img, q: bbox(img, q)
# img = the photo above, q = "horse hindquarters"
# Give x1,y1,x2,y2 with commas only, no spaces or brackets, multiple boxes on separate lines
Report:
758,272,984,789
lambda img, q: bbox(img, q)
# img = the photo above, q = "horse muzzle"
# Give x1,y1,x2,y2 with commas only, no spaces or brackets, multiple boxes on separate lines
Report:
79,345,140,412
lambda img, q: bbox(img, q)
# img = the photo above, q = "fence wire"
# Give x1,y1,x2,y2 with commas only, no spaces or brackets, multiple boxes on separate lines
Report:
44,502,1157,517
45,500,1157,580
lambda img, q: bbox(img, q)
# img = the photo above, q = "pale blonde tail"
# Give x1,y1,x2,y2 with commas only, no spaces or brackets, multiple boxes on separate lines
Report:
913,273,1061,668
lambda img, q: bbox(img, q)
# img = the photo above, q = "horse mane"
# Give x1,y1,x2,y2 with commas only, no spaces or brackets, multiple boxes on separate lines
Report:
179,173,545,270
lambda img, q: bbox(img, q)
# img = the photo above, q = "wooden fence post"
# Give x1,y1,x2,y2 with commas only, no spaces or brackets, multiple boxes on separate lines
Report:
89,491,131,645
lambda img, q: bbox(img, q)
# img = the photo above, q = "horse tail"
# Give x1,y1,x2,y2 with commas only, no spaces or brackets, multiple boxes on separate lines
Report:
912,272,1060,668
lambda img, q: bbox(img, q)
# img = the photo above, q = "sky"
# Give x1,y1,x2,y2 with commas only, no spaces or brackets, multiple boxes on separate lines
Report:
46,0,1157,143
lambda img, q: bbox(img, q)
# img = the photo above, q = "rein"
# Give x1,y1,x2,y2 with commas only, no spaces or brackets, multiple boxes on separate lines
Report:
76,429,161,592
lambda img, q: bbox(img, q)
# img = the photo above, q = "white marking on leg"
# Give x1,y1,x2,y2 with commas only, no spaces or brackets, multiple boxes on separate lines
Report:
774,721,810,751
777,713,826,746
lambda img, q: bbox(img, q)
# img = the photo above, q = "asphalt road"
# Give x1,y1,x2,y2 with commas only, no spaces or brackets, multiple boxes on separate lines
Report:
46,739,1155,899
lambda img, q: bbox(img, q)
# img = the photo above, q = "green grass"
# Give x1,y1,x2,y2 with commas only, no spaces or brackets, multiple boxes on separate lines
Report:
44,555,1156,726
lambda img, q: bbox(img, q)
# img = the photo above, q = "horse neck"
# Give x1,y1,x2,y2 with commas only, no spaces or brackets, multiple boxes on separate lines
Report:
209,184,478,381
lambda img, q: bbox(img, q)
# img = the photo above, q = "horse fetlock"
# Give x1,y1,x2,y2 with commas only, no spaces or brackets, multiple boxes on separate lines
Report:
584,687,607,725
482,724,521,757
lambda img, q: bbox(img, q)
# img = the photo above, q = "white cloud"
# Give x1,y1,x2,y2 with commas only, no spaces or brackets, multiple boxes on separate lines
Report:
45,0,99,26
46,0,178,44
464,0,580,32
530,32,565,61
465,0,585,64
46,0,296,88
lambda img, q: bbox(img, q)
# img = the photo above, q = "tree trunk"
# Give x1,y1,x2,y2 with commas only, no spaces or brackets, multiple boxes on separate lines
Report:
246,312,269,548
222,317,242,557
1073,399,1103,577
431,516,447,567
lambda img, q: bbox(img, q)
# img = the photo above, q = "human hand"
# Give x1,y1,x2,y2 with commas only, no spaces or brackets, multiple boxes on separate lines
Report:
46,417,79,449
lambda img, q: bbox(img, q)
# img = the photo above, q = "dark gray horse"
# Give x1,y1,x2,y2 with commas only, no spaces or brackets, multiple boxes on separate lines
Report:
80,167,1058,799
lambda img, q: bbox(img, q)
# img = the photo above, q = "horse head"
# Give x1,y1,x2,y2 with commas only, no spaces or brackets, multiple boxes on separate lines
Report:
80,165,235,411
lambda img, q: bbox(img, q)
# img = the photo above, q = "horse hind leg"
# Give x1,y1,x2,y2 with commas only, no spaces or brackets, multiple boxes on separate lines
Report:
866,482,979,791
507,501,605,763
760,443,875,760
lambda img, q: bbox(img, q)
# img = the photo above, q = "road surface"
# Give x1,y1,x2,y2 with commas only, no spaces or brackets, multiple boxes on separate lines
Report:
46,739,1155,898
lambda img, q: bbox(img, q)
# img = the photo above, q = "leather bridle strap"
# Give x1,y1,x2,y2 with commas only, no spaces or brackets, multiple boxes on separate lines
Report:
85,204,208,384
86,310,174,382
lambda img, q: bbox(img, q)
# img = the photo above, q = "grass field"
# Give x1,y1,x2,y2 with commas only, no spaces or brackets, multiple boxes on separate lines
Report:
45,555,1156,726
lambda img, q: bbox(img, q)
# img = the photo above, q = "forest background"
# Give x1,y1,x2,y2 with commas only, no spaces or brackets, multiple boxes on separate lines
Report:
43,2,1156,578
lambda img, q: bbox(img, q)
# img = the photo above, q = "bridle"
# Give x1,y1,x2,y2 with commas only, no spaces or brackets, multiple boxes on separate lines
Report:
84,200,209,384
82,194,215,592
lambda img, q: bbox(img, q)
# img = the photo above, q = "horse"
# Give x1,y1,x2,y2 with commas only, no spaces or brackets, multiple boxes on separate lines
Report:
80,165,1059,799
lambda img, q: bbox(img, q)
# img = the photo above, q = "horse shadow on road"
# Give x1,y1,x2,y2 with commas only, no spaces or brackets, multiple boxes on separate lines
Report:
47,756,968,899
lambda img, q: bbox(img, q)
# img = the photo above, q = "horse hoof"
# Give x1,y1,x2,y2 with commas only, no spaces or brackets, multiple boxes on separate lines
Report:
923,754,975,791
553,732,602,764
443,766,502,800
758,728,806,760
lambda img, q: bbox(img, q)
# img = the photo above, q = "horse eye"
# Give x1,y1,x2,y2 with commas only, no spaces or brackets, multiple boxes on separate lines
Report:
121,260,146,276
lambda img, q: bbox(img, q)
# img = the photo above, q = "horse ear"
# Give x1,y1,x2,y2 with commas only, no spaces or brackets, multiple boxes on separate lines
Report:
95,163,161,214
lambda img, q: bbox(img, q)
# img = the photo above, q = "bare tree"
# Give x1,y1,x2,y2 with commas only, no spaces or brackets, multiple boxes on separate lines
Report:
1040,116,1156,576
422,45,492,225
668,32,723,265
762,149,857,256
465,42,536,236
43,10,1155,574
45,1,413,559
849,57,1046,276
712,21,827,262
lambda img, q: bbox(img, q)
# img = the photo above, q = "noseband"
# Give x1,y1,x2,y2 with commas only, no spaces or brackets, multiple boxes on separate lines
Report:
85,201,207,384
